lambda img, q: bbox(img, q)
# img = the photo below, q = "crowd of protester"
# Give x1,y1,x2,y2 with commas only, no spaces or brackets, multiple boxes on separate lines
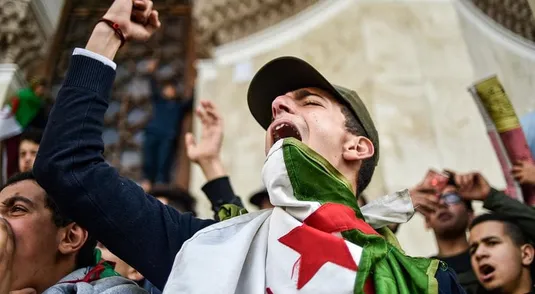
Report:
2,0,535,293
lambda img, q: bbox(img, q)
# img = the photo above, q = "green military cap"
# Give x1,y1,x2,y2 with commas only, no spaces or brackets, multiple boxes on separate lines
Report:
247,56,379,166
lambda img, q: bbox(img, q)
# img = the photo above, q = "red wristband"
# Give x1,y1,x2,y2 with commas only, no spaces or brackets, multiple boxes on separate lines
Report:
96,18,126,48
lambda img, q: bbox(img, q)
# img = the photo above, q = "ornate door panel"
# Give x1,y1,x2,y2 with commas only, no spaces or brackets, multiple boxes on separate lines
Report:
46,0,193,185
468,0,535,43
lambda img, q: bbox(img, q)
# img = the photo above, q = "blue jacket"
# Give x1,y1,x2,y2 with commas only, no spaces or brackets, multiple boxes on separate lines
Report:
144,77,192,138
34,54,465,294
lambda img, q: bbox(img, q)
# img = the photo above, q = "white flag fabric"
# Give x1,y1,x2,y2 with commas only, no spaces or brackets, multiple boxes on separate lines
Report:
163,139,419,294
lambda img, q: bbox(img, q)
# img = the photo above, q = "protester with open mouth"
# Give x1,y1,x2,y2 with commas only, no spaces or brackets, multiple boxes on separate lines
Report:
413,170,535,294
469,213,535,294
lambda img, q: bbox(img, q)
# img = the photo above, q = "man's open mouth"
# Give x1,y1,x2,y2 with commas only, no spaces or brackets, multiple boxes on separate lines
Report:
271,122,302,143
479,264,496,282
437,211,453,221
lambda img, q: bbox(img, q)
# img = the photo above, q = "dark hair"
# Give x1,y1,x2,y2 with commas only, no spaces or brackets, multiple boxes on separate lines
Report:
250,189,269,208
20,128,43,145
340,105,376,196
150,186,196,216
470,213,528,246
463,200,474,212
2,171,96,268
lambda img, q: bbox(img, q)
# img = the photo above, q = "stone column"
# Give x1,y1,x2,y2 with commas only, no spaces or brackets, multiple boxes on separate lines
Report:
528,0,535,18
0,0,49,105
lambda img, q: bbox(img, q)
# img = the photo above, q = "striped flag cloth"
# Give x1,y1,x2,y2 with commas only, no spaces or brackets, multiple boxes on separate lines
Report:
164,139,440,294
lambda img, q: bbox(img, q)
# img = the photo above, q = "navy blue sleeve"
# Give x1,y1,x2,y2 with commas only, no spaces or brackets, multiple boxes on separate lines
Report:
33,55,216,290
201,176,244,219
182,97,194,111
435,266,467,294
149,76,161,101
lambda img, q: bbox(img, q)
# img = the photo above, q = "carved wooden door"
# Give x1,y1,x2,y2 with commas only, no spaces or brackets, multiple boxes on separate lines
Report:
45,0,194,186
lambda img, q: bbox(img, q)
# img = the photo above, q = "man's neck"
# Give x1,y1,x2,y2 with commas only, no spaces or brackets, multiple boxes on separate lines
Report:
36,261,77,293
505,270,532,294
435,234,469,258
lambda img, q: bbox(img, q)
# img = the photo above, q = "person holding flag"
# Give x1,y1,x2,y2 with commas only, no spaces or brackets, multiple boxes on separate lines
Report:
33,0,464,293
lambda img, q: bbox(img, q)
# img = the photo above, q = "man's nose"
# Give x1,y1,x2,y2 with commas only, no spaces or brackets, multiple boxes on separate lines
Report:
271,95,295,119
474,246,488,261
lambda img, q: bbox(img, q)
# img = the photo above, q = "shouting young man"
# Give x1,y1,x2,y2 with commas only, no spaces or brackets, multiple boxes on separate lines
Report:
418,171,535,294
469,213,534,294
33,0,462,293
0,172,145,294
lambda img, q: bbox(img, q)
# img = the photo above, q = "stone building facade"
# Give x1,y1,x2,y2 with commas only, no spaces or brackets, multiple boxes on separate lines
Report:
2,0,535,256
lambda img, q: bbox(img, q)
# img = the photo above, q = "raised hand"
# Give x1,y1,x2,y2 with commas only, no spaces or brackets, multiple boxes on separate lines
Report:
512,160,535,185
185,101,226,181
409,184,442,217
102,0,161,41
186,101,223,163
452,171,491,201
86,0,161,60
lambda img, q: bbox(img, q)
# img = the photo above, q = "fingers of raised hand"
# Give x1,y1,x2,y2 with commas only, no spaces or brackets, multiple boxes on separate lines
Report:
512,164,523,174
147,10,161,29
0,218,14,261
197,101,221,126
9,288,37,294
414,199,437,217
457,174,474,190
416,194,439,208
196,106,211,126
132,0,153,24
201,101,221,122
133,0,147,10
185,133,196,148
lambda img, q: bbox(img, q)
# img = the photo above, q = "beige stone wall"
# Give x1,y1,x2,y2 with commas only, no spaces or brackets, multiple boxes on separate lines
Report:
191,0,513,257
456,0,535,115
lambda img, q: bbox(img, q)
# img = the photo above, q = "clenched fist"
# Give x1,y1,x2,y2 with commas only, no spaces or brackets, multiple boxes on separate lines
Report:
86,0,162,60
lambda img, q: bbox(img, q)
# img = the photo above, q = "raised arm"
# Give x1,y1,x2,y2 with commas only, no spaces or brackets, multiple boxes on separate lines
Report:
454,171,535,242
32,1,215,289
146,59,161,101
185,100,244,218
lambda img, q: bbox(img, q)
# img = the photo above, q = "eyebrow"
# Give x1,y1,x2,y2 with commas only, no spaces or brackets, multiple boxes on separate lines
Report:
469,236,501,247
481,236,501,242
292,89,325,101
1,195,36,209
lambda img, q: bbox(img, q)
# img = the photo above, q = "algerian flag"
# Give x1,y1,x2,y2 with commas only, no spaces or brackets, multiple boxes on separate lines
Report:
163,138,440,294
0,87,42,140
0,105,22,141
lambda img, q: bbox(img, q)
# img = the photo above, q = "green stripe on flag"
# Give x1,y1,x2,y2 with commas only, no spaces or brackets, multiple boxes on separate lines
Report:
282,138,439,294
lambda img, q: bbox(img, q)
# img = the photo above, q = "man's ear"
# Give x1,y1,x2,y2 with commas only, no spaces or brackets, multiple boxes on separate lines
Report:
521,243,534,267
58,223,88,255
342,136,374,162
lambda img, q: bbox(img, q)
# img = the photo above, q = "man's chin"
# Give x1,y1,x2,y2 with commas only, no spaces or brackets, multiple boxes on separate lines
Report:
481,279,503,292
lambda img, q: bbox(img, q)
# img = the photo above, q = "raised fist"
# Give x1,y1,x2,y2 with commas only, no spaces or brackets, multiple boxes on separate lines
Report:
102,0,161,42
